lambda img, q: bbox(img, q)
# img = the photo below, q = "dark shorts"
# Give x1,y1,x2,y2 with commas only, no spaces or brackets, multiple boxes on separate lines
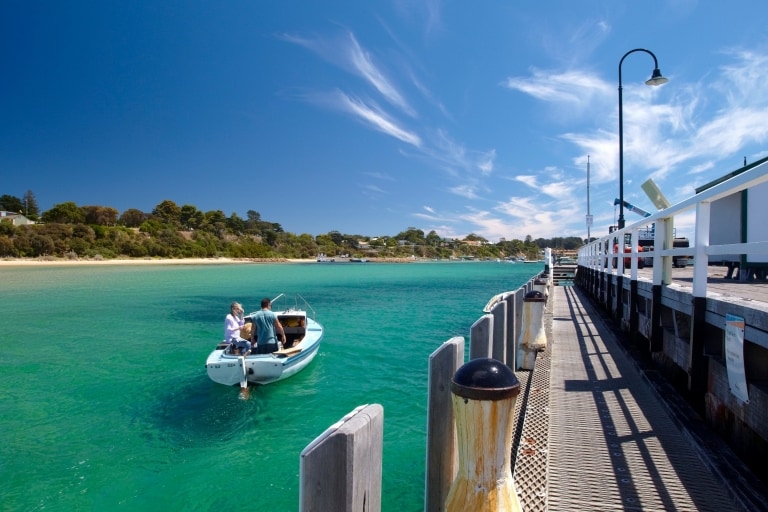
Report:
256,342,278,354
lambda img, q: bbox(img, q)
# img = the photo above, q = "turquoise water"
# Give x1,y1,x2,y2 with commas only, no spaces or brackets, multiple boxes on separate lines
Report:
0,261,539,511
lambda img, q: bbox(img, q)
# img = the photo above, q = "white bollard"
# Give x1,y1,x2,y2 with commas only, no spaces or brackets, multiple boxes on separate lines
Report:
445,358,522,512
517,290,547,370
533,277,549,299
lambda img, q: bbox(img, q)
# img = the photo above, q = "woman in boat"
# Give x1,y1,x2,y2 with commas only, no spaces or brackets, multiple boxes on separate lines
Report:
251,297,286,354
224,301,252,356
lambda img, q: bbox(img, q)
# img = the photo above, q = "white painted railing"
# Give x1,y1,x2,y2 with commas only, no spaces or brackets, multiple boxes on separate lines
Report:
578,157,768,298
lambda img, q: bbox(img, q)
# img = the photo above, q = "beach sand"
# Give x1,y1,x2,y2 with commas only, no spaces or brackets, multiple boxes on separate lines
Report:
0,256,418,267
0,257,302,267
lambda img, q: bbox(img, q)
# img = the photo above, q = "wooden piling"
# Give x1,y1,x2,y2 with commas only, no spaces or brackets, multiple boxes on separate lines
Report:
425,337,464,512
469,314,493,360
299,404,384,512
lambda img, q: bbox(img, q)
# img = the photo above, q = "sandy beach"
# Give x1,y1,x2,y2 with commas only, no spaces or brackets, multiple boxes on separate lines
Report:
0,257,305,267
0,256,419,267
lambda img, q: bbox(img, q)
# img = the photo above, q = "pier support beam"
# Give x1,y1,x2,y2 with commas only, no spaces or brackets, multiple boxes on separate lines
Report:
688,296,708,400
650,284,662,352
616,275,624,324
629,278,639,336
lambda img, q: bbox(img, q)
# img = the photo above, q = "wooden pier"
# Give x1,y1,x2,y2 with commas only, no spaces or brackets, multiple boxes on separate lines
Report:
299,265,768,511
511,282,766,511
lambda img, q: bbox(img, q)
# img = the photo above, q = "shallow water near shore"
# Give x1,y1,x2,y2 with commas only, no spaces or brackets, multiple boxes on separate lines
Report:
0,261,539,511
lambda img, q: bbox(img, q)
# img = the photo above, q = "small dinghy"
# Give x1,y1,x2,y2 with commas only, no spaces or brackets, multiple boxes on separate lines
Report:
205,294,323,387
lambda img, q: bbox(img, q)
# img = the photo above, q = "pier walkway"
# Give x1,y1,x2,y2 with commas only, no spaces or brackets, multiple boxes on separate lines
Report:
511,284,765,512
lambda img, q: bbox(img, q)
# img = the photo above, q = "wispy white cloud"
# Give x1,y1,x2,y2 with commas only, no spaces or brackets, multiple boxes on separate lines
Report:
503,69,611,111
333,90,422,147
514,175,538,188
346,32,416,117
363,184,388,194
449,184,478,199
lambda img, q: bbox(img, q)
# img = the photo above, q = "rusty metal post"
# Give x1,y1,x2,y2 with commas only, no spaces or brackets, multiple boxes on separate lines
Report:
517,290,547,370
445,358,522,512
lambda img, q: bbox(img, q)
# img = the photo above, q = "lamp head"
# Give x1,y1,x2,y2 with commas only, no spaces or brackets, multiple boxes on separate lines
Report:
645,68,668,86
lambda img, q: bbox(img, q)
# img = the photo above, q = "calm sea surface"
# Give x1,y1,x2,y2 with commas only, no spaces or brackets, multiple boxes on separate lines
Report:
0,261,539,511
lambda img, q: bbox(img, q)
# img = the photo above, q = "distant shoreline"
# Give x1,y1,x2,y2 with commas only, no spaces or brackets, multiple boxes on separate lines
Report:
0,256,420,267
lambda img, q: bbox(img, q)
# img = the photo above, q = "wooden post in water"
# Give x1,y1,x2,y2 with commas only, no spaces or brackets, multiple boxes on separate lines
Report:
425,337,464,512
299,404,384,512
490,300,507,363
504,291,519,369
469,314,493,360
445,358,522,512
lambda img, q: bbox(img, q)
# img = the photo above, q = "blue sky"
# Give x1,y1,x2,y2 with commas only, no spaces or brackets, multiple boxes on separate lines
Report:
2,1,768,241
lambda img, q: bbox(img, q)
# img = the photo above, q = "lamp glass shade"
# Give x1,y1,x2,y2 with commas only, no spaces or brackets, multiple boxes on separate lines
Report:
645,68,669,86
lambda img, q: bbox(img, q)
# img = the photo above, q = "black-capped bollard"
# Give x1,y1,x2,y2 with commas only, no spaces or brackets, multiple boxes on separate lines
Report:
517,290,547,370
533,277,549,299
445,358,522,512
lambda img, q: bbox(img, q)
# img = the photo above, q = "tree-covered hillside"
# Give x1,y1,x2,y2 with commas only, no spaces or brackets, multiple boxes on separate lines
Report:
0,195,584,260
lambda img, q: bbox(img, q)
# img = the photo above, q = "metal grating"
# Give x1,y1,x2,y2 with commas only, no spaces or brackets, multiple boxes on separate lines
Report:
544,285,746,511
511,292,553,511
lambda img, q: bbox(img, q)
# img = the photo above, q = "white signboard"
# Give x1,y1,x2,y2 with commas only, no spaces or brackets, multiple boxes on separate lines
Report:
724,314,749,404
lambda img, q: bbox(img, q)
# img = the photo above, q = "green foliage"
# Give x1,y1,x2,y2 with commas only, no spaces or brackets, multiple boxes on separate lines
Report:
119,209,146,227
0,236,16,256
41,202,85,224
152,200,181,226
0,194,23,213
0,195,582,261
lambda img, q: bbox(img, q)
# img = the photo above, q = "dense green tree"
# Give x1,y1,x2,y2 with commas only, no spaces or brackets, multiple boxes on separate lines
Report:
228,212,245,234
83,206,118,226
139,219,164,236
0,194,23,213
72,224,96,242
41,202,85,224
464,233,487,243
23,190,39,218
425,230,441,247
327,230,343,246
179,204,201,230
0,222,15,236
29,234,55,256
202,210,227,235
152,200,181,226
0,236,15,256
119,208,146,227
396,227,425,244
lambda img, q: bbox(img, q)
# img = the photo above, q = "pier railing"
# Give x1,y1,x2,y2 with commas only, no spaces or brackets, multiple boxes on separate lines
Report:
577,157,768,297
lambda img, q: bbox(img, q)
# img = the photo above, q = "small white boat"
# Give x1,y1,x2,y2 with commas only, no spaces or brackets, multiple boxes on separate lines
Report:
205,294,324,387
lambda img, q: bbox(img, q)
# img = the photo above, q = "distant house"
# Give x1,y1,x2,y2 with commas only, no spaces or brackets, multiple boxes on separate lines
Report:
0,211,34,226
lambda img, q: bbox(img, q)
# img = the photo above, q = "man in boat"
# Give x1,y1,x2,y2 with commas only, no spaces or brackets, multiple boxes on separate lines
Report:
224,302,252,355
251,297,286,354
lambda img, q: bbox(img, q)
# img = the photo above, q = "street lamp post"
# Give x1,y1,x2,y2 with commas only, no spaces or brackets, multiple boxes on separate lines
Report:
617,48,668,230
